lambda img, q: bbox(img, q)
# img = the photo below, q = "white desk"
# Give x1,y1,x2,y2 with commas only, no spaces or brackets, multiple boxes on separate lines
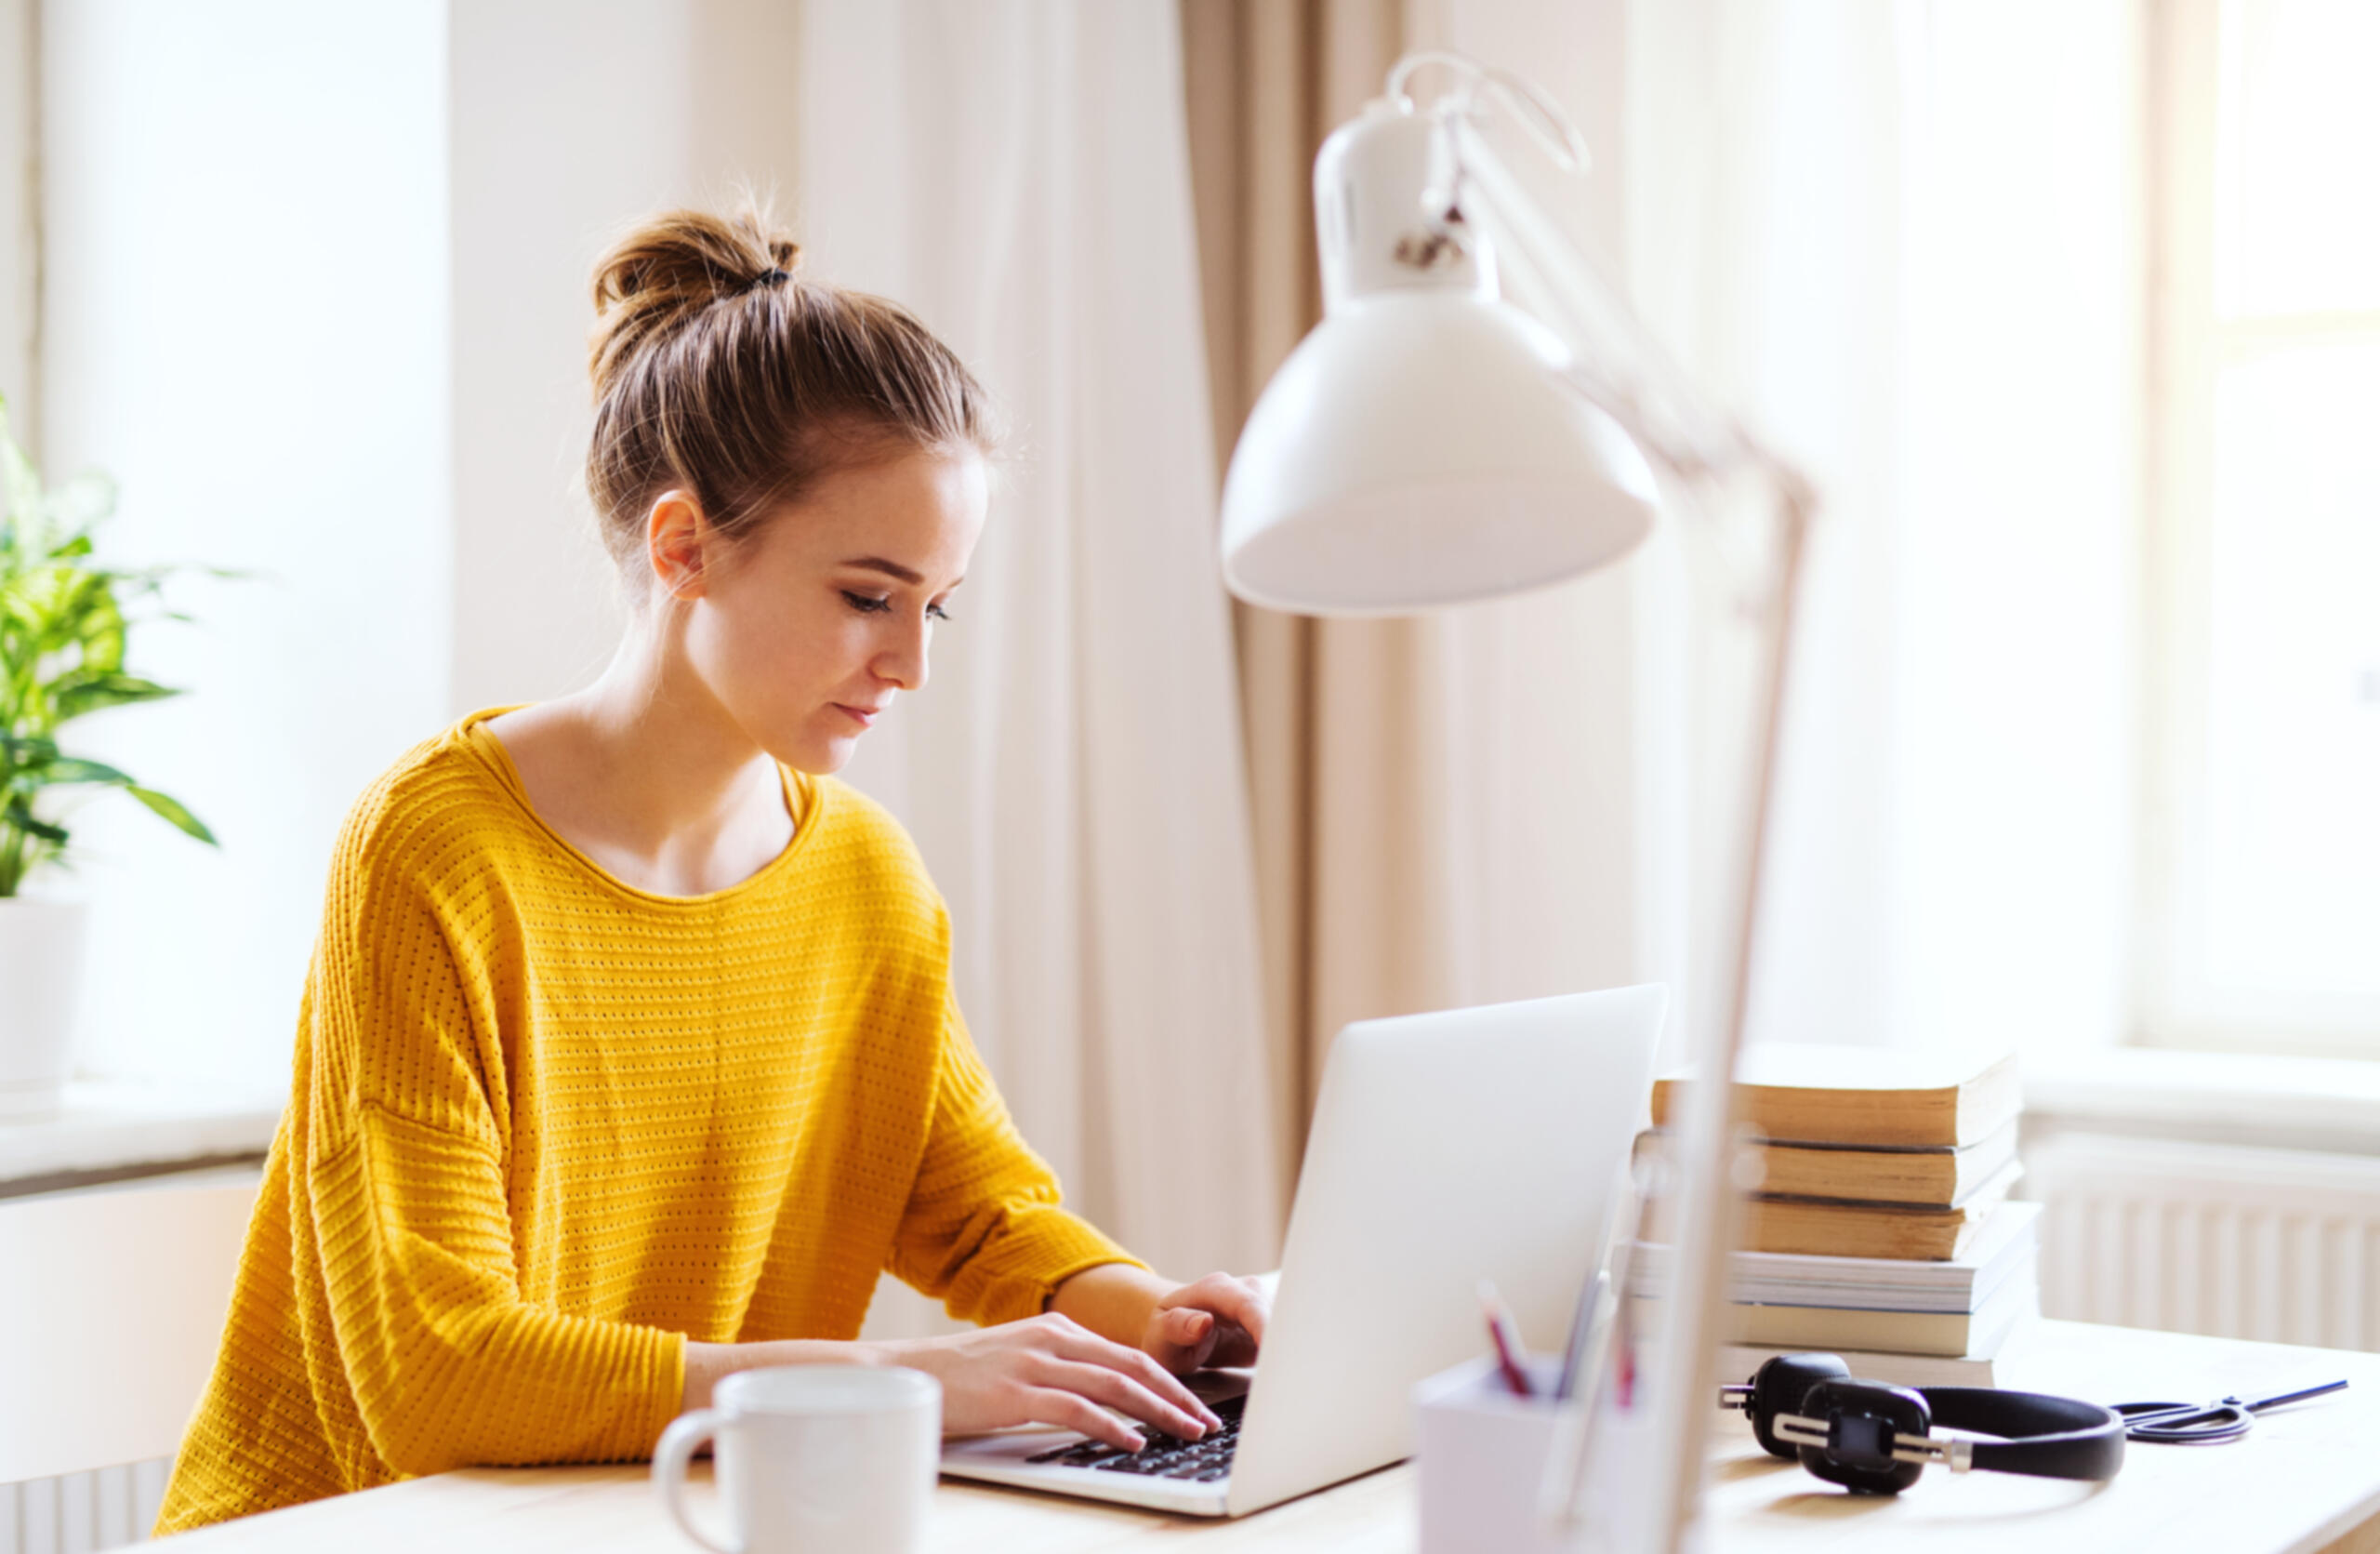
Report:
162,1322,2380,1553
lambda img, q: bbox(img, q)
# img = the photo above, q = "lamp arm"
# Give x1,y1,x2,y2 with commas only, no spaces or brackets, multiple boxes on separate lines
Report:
1434,108,1818,1554
1438,114,1796,495
1649,479,1809,1550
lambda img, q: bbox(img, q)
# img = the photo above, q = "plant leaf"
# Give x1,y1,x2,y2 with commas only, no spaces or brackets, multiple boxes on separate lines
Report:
52,671,180,722
47,574,126,673
1,392,241,877
126,785,218,845
37,755,134,786
4,807,70,844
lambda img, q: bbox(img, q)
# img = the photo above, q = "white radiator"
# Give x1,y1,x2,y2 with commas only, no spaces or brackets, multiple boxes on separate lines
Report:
0,1172,255,1554
0,1461,165,1554
2024,1131,2380,1350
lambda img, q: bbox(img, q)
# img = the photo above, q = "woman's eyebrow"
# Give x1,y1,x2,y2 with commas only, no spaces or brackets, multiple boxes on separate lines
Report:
841,556,963,589
841,557,922,584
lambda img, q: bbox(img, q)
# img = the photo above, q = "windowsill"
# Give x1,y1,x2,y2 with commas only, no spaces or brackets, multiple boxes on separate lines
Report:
6,1052,2365,1193
0,1081,284,1197
2024,1044,2380,1155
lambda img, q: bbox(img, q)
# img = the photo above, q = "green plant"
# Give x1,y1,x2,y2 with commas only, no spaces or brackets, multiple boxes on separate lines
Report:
0,395,217,897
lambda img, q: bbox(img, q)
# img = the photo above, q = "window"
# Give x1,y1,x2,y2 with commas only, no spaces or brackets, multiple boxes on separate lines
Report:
2142,0,2380,1052
38,6,451,1096
1,0,33,419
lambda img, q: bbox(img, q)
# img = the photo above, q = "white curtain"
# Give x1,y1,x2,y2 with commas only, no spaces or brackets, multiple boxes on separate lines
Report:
793,0,1285,1301
1624,0,2143,1062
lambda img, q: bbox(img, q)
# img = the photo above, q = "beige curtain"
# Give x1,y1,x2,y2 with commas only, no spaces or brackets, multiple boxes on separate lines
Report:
1180,0,1443,1175
1183,0,1678,1200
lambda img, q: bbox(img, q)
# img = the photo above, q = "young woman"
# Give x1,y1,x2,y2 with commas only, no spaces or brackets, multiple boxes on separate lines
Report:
155,206,1267,1533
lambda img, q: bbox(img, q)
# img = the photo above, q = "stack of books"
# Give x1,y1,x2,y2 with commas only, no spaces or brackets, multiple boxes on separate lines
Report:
1631,1043,2039,1387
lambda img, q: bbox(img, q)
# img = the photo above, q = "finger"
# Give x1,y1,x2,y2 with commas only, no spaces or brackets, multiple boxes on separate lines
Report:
1035,1357,1211,1441
1023,1388,1145,1454
1153,1275,1267,1368
1161,1307,1220,1367
1157,1273,1263,1337
1052,1329,1223,1429
1166,1307,1216,1342
1140,1324,1214,1382
1183,1273,1269,1348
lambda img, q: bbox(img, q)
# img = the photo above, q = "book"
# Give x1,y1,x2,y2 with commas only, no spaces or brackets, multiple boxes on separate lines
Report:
1633,1119,2020,1209
1635,1261,2039,1356
1639,1159,2023,1260
1712,1332,2021,1391
1632,1202,2043,1313
1736,1159,2022,1259
1649,1043,2020,1148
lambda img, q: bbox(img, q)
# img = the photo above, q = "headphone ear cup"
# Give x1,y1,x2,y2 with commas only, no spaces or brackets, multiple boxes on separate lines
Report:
1748,1353,1853,1459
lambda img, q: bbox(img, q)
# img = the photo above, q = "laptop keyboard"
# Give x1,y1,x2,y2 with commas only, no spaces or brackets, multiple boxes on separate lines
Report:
1021,1391,1246,1482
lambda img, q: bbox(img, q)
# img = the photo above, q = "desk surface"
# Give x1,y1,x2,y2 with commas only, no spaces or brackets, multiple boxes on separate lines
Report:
165,1322,2380,1553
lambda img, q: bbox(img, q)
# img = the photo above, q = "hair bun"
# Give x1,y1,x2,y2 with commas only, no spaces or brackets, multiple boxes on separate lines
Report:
587,204,803,399
581,198,993,603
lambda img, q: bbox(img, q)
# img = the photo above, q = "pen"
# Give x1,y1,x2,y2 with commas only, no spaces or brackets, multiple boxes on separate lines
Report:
1479,1280,1534,1397
1554,1268,1610,1403
1556,1154,1644,1403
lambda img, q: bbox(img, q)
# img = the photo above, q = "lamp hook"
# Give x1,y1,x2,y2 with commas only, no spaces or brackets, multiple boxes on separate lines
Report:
1384,51,1592,177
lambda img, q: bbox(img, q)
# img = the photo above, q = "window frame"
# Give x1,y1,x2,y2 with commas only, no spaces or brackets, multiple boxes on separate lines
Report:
2136,0,2380,1056
0,0,37,429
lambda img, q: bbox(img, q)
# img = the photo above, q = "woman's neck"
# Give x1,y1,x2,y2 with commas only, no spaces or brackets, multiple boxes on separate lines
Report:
484,625,796,897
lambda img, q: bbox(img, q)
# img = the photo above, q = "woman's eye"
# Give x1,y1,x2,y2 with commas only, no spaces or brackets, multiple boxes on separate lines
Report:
840,591,953,622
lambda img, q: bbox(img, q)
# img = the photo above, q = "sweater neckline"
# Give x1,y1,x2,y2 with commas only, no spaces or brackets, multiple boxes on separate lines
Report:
454,705,824,909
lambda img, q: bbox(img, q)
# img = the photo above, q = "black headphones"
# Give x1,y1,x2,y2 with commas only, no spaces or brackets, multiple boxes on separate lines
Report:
1720,1352,2127,1494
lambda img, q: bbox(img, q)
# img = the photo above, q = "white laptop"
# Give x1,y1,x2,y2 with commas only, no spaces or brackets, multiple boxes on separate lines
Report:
940,983,1666,1517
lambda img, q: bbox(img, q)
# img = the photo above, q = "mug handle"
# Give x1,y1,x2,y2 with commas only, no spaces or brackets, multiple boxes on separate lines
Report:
654,1409,743,1554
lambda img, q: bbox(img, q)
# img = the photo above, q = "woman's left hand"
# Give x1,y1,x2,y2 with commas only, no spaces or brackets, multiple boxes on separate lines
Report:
1142,1272,1268,1374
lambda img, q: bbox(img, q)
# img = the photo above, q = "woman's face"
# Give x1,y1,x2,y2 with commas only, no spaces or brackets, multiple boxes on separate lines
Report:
670,445,988,774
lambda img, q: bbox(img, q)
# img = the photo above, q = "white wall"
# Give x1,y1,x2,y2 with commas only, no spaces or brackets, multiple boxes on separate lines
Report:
446,0,802,714
40,1,806,1095
41,1,453,1095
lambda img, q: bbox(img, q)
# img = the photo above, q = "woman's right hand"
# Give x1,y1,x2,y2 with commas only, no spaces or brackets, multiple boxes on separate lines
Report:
864,1312,1222,1451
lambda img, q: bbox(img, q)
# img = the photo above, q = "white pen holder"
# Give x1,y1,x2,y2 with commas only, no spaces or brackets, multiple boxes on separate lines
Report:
1414,1354,1597,1554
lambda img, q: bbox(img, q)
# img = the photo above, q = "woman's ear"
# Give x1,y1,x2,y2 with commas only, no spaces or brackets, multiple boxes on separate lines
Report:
645,491,712,600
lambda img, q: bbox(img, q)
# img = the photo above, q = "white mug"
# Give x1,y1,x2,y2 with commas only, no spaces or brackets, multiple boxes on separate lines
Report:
654,1365,942,1554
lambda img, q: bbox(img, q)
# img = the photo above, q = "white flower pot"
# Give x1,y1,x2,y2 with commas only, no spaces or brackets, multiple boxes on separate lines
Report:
0,897,90,1119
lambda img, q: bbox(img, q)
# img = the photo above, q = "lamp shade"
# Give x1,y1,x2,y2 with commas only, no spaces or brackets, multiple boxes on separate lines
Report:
1220,290,1658,615
1217,89,1659,616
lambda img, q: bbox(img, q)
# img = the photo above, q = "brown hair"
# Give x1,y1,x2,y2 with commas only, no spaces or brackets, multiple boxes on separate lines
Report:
584,203,994,591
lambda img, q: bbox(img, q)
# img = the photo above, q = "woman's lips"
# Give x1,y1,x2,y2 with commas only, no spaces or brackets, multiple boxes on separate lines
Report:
832,703,882,728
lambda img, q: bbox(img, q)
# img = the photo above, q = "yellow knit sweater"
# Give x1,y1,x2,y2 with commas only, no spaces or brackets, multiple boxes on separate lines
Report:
154,711,1138,1534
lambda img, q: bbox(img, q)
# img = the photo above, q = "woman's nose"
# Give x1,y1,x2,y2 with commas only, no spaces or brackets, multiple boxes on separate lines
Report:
878,619,931,692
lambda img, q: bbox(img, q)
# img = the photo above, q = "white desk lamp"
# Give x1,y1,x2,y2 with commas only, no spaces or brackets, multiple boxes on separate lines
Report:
1220,54,1816,1553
